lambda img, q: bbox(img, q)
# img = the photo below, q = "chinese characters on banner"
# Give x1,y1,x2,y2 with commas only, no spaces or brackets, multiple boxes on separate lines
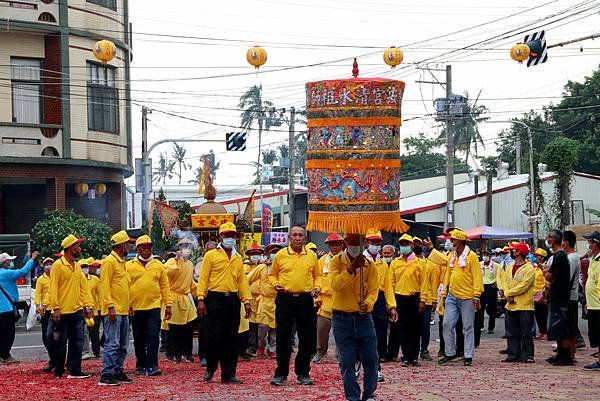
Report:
240,232,261,256
191,213,234,229
269,232,289,246
261,203,273,246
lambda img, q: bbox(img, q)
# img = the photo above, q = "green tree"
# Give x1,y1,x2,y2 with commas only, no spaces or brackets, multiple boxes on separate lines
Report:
187,165,203,185
401,133,469,180
175,201,196,228
171,143,191,185
262,149,278,165
153,152,175,185
542,137,580,229
439,93,488,162
32,209,112,258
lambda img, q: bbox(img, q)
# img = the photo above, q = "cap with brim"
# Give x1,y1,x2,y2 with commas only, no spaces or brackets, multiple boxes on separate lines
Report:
365,228,383,240
501,246,511,253
324,233,344,243
306,242,318,250
412,236,423,244
110,230,132,246
509,242,530,257
61,234,86,249
533,248,548,258
245,244,264,255
264,243,283,253
450,229,468,241
76,257,95,268
41,257,54,265
398,233,413,243
219,222,237,234
482,249,491,254
583,231,600,243
135,235,153,247
177,238,194,247
91,260,102,267
0,253,17,263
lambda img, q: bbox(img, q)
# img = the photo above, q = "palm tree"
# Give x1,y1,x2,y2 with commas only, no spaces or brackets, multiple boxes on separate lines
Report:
239,85,274,183
171,143,191,185
187,166,203,185
262,149,278,165
439,90,488,162
152,153,175,185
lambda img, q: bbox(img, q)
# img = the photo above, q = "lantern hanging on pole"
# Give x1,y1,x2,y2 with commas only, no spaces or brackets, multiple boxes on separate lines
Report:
93,40,116,64
510,43,530,63
383,46,404,69
93,183,107,197
246,46,267,69
74,183,89,197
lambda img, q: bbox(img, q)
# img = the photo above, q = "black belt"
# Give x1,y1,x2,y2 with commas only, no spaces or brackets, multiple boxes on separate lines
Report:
332,310,361,316
208,291,238,297
280,291,311,298
395,293,420,298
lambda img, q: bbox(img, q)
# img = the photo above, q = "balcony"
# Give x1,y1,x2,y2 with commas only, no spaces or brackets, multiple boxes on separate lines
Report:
0,0,60,25
0,122,62,158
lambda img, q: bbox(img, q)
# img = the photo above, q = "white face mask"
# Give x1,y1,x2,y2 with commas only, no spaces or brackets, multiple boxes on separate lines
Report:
81,267,89,275
347,246,362,258
269,253,277,261
545,239,552,249
138,254,153,263
383,257,393,264
250,255,261,263
181,248,192,259
368,245,381,254
444,240,453,251
483,256,490,263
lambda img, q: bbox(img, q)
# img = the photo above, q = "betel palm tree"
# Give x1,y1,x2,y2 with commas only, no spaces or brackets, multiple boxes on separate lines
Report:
439,90,489,162
171,143,191,185
187,166,203,185
153,152,176,185
239,85,274,183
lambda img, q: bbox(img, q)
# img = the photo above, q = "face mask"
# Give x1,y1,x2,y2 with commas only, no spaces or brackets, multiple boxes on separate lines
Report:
81,267,89,275
545,239,552,249
222,238,236,249
138,254,153,263
181,248,192,258
96,268,101,276
250,255,261,263
347,246,362,258
43,265,52,274
413,246,423,255
492,256,501,263
383,257,393,264
269,253,277,261
368,245,381,254
444,240,453,251
8,261,15,269
483,256,490,263
399,246,412,255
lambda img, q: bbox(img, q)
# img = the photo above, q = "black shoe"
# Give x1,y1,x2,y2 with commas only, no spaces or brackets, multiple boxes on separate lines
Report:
270,375,287,386
200,358,207,367
410,360,420,367
174,356,182,364
297,375,314,385
204,371,214,382
400,359,410,367
438,355,458,365
576,340,587,349
42,364,54,372
98,374,120,386
135,368,146,375
146,367,162,376
222,376,243,384
546,356,557,363
420,351,433,361
182,355,194,363
54,372,63,379
501,334,508,339
239,353,251,362
552,358,575,366
113,372,133,384
67,371,91,379
463,358,473,366
499,349,508,354
501,357,520,363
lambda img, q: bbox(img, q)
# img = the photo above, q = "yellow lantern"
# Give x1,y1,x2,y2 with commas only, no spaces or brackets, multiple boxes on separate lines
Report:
383,46,403,69
510,43,530,63
94,183,107,197
93,40,116,64
246,46,267,69
74,183,89,197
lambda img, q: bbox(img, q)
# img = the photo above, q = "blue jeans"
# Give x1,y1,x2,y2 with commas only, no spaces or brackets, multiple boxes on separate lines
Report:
332,311,378,401
102,315,129,376
443,292,475,359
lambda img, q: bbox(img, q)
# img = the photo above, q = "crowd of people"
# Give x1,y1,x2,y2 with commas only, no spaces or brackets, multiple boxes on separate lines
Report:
0,224,599,401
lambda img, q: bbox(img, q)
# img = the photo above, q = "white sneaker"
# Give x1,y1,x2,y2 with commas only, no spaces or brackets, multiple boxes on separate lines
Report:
81,352,94,360
377,371,385,382
365,397,377,401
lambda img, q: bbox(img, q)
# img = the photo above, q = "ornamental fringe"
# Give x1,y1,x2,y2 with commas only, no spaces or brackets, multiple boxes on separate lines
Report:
306,210,409,234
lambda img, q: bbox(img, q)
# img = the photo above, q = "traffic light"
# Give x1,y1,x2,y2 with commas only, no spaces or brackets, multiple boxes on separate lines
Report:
226,132,246,151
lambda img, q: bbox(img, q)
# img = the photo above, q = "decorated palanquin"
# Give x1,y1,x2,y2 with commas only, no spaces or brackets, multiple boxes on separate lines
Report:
305,73,409,234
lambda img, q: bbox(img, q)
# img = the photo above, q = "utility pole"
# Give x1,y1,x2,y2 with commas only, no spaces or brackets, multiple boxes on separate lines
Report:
141,106,151,227
516,134,522,175
445,65,454,228
288,106,296,227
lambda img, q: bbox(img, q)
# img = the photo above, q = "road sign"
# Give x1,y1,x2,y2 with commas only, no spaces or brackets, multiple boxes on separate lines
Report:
226,132,247,151
524,30,548,67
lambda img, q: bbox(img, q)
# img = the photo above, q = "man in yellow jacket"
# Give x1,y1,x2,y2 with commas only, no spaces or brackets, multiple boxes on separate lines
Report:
80,258,101,360
503,242,535,363
388,234,428,366
127,235,173,376
44,235,94,379
313,233,345,364
330,233,380,401
34,257,53,371
426,229,483,366
257,243,282,359
197,222,251,384
99,230,133,386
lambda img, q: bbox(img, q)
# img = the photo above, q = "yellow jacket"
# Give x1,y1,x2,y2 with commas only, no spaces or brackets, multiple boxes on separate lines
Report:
45,257,93,314
504,261,535,311
422,259,440,305
268,245,321,293
100,251,130,316
256,264,277,329
430,248,483,300
389,254,429,303
34,273,50,306
165,257,198,325
197,247,251,303
375,258,396,310
126,258,172,311
87,275,101,313
533,265,546,293
246,263,263,322
317,253,335,319
329,252,379,313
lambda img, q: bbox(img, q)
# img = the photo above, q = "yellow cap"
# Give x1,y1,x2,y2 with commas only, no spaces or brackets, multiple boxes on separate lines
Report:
76,257,95,269
41,257,54,265
135,234,152,247
91,259,102,267
412,236,423,244
398,233,413,243
61,234,85,249
450,229,468,241
533,248,548,258
111,230,131,246
306,242,318,250
365,228,383,240
219,222,237,234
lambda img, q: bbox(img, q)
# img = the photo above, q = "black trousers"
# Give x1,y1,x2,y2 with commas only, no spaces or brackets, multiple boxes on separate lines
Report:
475,285,498,347
168,320,195,358
396,294,420,362
372,291,389,361
48,310,85,376
132,308,161,370
205,291,241,380
248,322,258,353
238,331,249,355
197,316,208,360
88,315,101,357
506,310,534,361
0,311,16,360
534,303,548,335
275,293,317,378
439,315,464,356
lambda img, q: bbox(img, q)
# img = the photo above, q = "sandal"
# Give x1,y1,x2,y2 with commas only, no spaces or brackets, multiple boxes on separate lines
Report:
523,358,535,363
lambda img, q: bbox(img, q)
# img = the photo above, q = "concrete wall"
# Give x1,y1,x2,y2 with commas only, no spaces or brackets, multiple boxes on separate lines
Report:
0,1,59,25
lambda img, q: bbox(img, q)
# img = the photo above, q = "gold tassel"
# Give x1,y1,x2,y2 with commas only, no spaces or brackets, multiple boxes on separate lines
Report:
307,211,409,234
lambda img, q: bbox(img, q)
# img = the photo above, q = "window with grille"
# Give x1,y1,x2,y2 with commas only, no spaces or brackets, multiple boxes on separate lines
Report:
86,0,117,11
87,62,119,134
11,58,42,124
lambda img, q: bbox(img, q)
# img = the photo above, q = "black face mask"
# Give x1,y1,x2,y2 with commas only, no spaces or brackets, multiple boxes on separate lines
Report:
413,246,423,256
